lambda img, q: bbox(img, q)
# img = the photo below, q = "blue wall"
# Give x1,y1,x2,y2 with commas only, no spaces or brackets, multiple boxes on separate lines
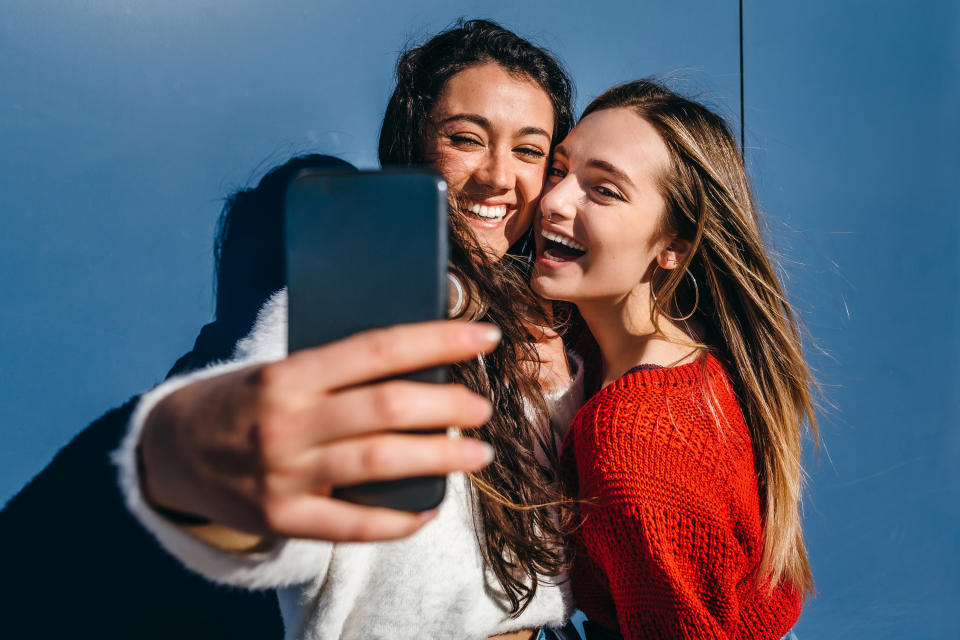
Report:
745,3,959,637
1,1,956,636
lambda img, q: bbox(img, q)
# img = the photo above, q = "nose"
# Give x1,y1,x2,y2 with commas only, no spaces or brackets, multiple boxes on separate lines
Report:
475,146,513,191
540,174,577,224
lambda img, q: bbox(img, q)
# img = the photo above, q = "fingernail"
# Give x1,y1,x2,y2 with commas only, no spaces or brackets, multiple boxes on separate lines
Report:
473,396,493,422
467,441,495,466
467,323,501,349
417,509,439,523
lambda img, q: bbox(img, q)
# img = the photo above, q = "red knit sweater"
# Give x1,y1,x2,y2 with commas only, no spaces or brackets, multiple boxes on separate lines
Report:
561,354,801,639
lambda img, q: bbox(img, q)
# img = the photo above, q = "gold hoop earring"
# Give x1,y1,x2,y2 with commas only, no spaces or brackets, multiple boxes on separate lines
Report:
651,267,699,322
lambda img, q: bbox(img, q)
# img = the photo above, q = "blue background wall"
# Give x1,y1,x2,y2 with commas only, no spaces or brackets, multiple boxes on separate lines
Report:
1,1,956,637
744,4,959,636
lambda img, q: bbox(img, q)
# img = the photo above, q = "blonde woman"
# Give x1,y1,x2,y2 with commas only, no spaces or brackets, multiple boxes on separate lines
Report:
533,80,816,639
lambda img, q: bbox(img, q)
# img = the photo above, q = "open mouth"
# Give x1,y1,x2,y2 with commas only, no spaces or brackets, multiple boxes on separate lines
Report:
541,230,587,261
463,202,509,224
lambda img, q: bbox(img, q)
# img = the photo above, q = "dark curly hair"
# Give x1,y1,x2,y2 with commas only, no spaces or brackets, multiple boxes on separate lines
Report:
379,19,577,615
379,19,574,169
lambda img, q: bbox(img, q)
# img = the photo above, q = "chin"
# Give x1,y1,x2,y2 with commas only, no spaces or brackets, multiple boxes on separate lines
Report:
463,213,528,260
480,231,507,251
531,271,569,303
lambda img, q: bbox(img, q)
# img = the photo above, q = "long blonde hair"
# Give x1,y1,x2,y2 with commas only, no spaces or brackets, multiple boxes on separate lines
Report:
582,80,819,596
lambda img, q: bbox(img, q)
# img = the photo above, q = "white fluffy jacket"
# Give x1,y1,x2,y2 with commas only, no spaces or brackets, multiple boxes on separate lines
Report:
115,290,584,640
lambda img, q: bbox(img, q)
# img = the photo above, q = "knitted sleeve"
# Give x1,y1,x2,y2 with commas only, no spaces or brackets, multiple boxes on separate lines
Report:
575,397,751,639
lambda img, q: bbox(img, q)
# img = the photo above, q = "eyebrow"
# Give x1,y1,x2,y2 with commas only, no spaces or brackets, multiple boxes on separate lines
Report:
439,114,551,140
589,159,636,189
554,145,636,189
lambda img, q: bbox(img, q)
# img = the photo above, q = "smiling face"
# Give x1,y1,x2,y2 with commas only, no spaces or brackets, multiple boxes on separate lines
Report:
424,62,556,257
532,107,679,304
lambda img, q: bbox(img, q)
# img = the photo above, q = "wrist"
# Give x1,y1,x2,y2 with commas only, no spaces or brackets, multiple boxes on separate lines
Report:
136,444,270,552
135,443,210,525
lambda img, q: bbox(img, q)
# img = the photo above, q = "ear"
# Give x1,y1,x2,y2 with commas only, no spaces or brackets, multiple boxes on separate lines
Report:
656,236,691,270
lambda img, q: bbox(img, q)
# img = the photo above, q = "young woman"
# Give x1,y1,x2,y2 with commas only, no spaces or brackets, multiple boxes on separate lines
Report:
117,20,582,639
532,80,817,639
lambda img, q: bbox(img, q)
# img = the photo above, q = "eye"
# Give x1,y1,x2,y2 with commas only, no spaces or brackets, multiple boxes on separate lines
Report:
593,185,626,201
515,146,546,160
448,134,482,147
547,166,566,180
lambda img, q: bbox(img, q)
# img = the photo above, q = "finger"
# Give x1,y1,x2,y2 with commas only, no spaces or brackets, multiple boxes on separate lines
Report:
278,320,501,391
260,381,490,457
297,434,494,491
266,496,440,542
302,380,492,444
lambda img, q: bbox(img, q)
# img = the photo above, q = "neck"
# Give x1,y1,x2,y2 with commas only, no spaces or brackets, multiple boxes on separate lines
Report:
522,299,571,392
576,285,700,386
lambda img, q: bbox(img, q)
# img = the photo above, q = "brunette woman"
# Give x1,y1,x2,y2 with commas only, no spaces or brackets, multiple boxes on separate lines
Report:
117,20,581,639
533,80,817,639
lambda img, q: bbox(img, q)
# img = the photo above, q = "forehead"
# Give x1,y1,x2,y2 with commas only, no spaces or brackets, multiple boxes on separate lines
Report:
562,108,671,181
433,62,554,131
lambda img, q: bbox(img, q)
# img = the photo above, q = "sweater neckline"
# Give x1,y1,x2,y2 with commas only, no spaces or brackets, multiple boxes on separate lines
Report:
623,363,665,375
596,352,725,397
568,353,727,429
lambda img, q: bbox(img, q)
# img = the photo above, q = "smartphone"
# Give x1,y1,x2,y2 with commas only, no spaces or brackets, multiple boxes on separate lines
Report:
285,169,449,511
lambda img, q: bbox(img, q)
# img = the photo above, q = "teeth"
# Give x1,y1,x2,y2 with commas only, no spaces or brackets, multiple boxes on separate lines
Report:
541,230,587,252
468,203,508,219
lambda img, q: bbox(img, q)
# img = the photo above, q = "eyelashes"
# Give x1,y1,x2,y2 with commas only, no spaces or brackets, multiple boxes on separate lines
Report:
517,147,546,159
448,134,480,146
594,186,625,201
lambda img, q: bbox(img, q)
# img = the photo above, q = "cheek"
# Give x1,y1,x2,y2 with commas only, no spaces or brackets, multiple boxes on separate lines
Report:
514,168,546,220
429,147,473,190
511,202,536,234
582,221,655,284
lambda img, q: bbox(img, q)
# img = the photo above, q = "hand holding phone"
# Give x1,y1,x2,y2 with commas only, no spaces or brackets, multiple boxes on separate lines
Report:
286,169,451,511
138,320,500,542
